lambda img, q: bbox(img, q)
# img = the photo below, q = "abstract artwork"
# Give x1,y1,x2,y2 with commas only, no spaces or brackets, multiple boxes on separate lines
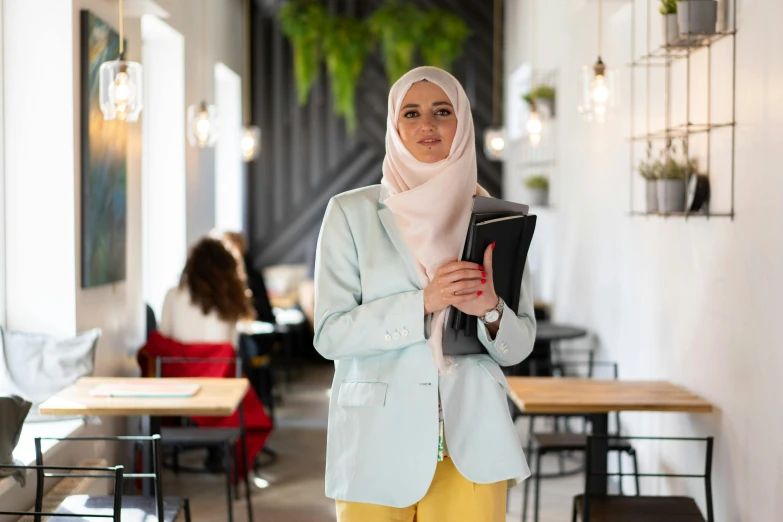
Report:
80,10,127,287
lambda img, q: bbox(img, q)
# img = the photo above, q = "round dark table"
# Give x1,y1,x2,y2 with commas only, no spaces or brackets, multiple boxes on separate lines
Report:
535,322,588,342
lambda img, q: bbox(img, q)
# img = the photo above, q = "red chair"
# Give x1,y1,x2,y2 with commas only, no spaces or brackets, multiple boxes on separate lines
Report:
138,331,273,522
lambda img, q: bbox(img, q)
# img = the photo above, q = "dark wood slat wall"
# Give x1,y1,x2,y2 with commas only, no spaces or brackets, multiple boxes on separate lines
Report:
249,0,502,268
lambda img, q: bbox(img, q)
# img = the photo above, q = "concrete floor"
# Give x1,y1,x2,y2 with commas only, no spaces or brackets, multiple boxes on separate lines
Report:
163,365,584,522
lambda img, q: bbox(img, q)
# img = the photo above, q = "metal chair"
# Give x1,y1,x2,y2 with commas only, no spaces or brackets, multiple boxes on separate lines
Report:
154,356,253,522
573,435,714,522
0,463,123,522
32,435,191,522
522,361,640,522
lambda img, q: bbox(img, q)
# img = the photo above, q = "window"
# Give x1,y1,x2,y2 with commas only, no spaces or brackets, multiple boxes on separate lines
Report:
141,15,187,319
214,62,244,233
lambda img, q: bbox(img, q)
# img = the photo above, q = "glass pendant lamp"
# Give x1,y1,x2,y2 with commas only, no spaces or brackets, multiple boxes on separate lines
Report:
241,126,261,162
99,0,143,121
578,0,618,123
483,0,506,161
187,0,219,148
241,0,261,162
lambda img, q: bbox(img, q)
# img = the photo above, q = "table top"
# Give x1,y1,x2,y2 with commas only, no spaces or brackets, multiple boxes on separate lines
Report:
535,322,589,342
38,377,249,417
507,377,713,414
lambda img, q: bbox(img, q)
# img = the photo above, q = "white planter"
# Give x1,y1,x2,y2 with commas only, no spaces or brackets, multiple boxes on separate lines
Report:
657,179,687,213
528,188,549,207
663,14,680,46
645,180,659,213
677,0,718,35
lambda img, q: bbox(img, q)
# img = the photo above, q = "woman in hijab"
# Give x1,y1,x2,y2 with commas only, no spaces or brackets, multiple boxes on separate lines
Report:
313,67,536,521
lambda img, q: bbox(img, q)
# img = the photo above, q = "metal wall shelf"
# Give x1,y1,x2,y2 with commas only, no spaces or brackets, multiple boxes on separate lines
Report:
630,30,736,66
629,211,733,219
628,0,737,220
629,122,734,141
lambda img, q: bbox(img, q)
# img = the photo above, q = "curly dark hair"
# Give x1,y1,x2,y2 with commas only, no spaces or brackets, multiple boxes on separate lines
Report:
180,237,255,323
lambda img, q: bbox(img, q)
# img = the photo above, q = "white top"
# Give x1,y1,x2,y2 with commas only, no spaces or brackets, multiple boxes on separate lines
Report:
159,286,238,346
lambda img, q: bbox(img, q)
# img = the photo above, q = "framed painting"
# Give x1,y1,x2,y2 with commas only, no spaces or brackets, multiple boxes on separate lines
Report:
80,10,127,287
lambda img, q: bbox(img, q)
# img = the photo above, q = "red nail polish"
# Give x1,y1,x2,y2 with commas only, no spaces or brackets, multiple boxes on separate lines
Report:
491,241,496,250
478,265,483,271
481,279,486,284
477,291,483,296
482,272,487,278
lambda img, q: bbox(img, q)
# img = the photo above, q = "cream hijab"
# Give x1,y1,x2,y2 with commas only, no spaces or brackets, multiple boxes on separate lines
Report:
381,66,489,374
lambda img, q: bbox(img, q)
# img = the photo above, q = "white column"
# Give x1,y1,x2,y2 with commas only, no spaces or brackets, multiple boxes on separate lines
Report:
2,0,77,335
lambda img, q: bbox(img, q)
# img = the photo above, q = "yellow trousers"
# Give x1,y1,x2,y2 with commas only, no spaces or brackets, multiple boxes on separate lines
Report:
335,457,506,522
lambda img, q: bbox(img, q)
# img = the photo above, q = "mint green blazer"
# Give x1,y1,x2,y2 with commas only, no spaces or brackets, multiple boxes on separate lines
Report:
313,185,536,508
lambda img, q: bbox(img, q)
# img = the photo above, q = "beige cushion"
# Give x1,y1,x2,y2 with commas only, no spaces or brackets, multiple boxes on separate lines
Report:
0,327,101,418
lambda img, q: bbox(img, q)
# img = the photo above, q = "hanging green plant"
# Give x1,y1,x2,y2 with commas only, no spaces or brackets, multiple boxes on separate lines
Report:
368,1,426,84
279,0,327,106
322,15,372,134
419,9,471,72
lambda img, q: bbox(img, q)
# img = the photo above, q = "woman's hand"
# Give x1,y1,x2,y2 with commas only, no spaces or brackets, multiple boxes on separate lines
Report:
451,243,500,319
424,242,499,317
423,258,486,315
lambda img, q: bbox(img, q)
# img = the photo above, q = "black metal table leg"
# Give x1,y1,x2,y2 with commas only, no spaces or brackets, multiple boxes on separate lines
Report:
588,413,609,495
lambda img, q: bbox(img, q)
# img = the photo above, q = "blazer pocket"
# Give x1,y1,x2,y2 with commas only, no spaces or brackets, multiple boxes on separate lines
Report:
337,381,388,408
476,358,512,394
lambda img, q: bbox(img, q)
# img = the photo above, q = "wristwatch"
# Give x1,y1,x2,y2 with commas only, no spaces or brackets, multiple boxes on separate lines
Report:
481,297,505,325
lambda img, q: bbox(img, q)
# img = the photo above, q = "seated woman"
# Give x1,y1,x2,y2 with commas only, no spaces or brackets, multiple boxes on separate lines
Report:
141,237,272,474
160,237,255,345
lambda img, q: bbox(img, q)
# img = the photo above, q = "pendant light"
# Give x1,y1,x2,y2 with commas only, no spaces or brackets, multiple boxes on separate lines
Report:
578,0,618,123
99,0,143,122
483,0,505,161
241,0,261,162
188,0,219,148
525,0,542,147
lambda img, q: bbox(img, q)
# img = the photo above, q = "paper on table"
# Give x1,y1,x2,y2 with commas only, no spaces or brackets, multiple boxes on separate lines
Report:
89,382,201,398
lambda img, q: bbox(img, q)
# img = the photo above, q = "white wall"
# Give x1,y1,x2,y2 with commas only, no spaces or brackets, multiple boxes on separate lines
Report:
505,1,782,520
0,0,6,327
1,0,244,374
72,0,244,376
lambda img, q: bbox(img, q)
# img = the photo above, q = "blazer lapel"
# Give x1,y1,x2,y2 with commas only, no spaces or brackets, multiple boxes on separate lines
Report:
377,205,424,290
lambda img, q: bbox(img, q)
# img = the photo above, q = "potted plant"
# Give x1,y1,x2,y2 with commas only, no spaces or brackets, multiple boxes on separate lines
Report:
677,0,717,36
660,0,680,46
419,9,470,72
657,156,696,213
279,0,328,106
368,1,426,84
322,16,372,134
523,84,556,118
638,158,660,212
524,174,549,206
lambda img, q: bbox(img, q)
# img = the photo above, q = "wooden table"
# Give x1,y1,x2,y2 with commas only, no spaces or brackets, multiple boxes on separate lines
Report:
39,377,249,417
40,377,250,498
507,377,713,494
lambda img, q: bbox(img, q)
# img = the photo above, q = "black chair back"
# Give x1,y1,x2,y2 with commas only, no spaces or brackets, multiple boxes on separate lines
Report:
34,435,165,522
146,304,157,340
583,435,715,522
154,356,243,380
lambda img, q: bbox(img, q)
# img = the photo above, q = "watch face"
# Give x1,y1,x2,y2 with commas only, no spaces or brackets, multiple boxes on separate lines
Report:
485,310,500,323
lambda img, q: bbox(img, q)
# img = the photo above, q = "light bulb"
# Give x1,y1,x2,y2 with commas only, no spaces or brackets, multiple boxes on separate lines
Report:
591,74,608,104
526,111,542,134
241,134,256,154
110,71,136,120
195,112,211,142
490,136,505,152
529,132,542,147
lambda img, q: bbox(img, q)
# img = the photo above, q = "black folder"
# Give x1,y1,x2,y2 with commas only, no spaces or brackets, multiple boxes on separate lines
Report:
442,197,537,356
